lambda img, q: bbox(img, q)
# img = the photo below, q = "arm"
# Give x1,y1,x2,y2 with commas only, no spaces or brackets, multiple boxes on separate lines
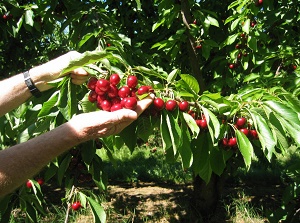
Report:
0,96,153,197
0,51,88,117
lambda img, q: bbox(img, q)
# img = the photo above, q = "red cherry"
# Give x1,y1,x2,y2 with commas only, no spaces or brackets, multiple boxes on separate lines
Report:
235,44,241,49
165,100,178,111
71,201,82,211
118,86,131,98
178,101,189,112
292,65,297,70
107,85,119,98
250,129,259,139
228,63,235,69
126,75,138,89
236,117,247,128
222,138,228,146
196,119,208,129
100,100,112,111
124,97,137,110
188,110,196,119
228,137,237,147
137,86,150,95
37,178,44,185
250,21,256,27
96,79,110,92
111,97,121,105
2,14,7,20
110,103,123,112
195,44,202,49
109,73,120,86
88,91,97,103
153,98,165,111
95,87,106,96
87,76,98,90
26,180,32,188
239,128,249,136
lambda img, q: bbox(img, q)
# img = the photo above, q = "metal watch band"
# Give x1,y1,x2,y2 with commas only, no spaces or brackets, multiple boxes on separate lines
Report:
23,71,42,98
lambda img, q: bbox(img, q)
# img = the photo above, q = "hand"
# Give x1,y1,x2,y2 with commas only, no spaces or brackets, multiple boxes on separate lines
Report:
31,51,89,91
68,94,154,141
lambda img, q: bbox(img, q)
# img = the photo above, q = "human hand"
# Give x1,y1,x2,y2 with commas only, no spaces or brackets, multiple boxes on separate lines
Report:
68,94,154,142
31,51,89,91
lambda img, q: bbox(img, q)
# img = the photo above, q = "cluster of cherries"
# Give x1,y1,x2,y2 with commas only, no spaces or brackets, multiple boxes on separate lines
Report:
26,177,44,189
2,14,13,21
220,117,259,151
87,73,153,112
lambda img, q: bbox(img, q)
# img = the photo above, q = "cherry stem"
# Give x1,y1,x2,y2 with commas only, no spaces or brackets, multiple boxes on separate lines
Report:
64,185,76,223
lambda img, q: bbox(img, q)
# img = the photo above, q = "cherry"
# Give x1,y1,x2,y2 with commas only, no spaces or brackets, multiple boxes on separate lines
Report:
2,14,7,20
292,65,297,70
255,0,263,6
111,103,123,112
195,44,202,49
178,101,189,112
100,100,112,111
196,119,208,129
228,63,235,69
165,100,178,111
71,201,82,211
126,75,138,89
111,97,121,105
95,87,106,96
137,85,150,95
88,91,97,103
118,86,131,98
96,79,110,92
239,128,249,136
124,97,137,110
109,73,120,86
228,137,237,147
188,110,196,119
222,138,228,147
236,117,247,128
26,180,32,188
97,95,106,104
250,129,259,139
107,85,119,98
250,21,256,27
235,44,241,49
37,178,44,186
87,76,98,90
153,98,165,111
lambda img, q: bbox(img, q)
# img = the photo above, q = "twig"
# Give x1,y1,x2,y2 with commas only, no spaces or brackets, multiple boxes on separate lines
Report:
64,185,76,223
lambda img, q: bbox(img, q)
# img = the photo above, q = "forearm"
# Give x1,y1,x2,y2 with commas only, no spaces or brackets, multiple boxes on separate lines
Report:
0,122,80,197
0,65,54,117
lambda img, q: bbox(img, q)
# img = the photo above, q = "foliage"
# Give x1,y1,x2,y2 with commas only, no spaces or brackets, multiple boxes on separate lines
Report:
0,0,299,222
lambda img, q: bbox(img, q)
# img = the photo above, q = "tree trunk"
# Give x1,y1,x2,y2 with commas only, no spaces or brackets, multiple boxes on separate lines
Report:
191,173,226,219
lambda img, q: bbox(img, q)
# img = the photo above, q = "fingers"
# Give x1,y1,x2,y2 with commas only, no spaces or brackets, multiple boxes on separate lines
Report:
70,68,89,85
135,94,155,116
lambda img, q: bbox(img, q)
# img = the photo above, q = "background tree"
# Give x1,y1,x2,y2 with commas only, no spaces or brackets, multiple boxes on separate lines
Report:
0,0,299,222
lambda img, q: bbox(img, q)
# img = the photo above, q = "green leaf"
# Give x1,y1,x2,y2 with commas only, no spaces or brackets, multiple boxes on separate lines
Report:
269,112,289,152
231,18,240,31
136,115,154,142
210,147,227,176
38,91,59,117
119,121,138,152
68,78,78,118
177,123,193,169
167,69,178,83
201,106,220,143
87,197,106,223
207,15,219,27
248,36,257,52
250,111,276,161
180,74,200,94
201,43,211,60
191,133,212,184
242,18,250,34
236,129,254,169
81,140,96,164
25,10,34,27
57,154,72,186
182,112,199,138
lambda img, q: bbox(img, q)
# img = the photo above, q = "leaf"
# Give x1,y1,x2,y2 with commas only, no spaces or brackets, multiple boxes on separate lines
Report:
25,10,34,26
87,197,106,223
167,69,178,83
61,50,127,75
269,112,289,152
236,129,254,169
231,18,240,31
136,115,154,142
209,146,227,176
182,112,199,138
202,43,211,60
191,133,212,184
38,91,59,117
177,123,193,169
207,15,219,27
135,0,141,10
201,106,220,143
242,18,250,34
248,36,257,52
250,111,276,161
119,121,138,153
180,74,200,94
57,154,72,186
81,140,96,164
